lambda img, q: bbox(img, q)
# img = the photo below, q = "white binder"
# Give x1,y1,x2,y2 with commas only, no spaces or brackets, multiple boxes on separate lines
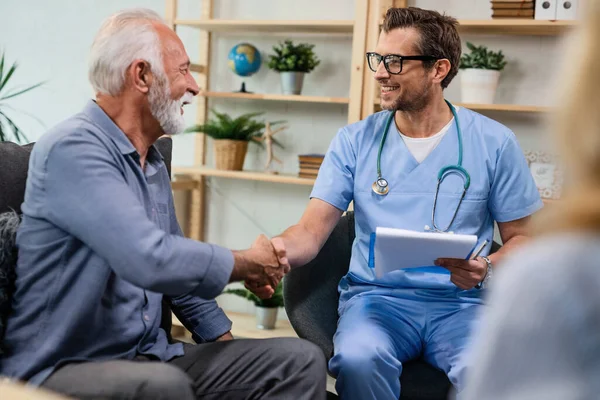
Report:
556,0,578,20
535,0,558,20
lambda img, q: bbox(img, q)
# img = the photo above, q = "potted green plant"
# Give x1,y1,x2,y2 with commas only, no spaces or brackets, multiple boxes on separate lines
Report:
185,109,283,171
459,42,507,104
0,51,44,142
222,281,284,329
267,39,320,95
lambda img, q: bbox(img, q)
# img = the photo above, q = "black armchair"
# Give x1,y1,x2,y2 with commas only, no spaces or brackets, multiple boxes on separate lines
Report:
283,211,501,400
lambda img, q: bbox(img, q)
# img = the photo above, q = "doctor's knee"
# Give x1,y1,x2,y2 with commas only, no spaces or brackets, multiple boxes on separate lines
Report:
330,342,395,379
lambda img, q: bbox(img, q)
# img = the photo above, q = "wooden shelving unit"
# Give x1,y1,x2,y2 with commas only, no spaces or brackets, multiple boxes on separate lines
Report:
166,0,369,240
173,167,316,186
374,99,552,113
457,19,577,36
168,0,570,240
361,5,579,120
454,103,551,113
203,91,349,104
174,19,355,34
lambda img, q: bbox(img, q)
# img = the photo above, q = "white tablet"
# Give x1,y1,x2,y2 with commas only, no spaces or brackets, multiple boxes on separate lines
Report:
370,227,478,278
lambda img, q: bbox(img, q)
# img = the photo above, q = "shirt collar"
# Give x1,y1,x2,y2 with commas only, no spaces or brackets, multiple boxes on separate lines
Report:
82,100,165,163
83,100,136,155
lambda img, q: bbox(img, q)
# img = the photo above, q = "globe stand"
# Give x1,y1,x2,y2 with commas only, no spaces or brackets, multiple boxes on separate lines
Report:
235,82,252,93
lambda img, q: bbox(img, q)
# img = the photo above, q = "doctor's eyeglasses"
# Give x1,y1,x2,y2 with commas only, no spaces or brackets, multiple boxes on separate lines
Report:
366,52,439,75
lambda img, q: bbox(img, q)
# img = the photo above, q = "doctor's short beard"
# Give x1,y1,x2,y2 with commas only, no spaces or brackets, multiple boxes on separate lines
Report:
381,78,433,113
148,73,192,136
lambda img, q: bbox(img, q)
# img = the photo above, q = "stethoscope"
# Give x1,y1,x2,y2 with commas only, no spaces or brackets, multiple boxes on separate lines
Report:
372,99,471,233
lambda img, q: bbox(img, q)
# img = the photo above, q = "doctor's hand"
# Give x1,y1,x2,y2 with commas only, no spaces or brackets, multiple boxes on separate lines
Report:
434,257,486,290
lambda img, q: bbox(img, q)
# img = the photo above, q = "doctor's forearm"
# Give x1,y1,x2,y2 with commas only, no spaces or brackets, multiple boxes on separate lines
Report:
488,234,530,268
276,225,321,269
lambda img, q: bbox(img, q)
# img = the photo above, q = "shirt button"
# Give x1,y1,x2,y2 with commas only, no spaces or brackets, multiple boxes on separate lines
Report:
144,314,150,321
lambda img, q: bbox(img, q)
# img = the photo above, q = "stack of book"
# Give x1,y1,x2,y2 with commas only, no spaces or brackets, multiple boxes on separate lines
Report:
298,154,324,179
490,0,535,18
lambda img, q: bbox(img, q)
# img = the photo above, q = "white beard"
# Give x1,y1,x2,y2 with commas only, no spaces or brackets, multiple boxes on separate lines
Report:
148,75,192,135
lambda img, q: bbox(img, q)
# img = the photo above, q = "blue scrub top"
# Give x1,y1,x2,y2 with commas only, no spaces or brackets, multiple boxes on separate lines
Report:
310,107,543,300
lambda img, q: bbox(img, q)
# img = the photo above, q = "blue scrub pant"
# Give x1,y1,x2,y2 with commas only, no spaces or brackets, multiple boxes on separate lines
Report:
328,290,483,400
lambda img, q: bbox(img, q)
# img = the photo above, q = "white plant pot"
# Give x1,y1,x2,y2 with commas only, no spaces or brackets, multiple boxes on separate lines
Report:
460,68,500,104
255,306,278,330
280,72,305,95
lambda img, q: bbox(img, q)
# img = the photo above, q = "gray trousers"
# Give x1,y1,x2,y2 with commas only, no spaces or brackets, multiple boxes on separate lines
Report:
42,338,326,400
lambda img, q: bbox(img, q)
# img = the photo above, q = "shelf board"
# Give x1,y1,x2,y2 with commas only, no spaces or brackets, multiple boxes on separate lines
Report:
174,19,354,34
457,19,577,35
373,99,550,113
173,168,560,206
454,103,551,113
203,91,349,104
189,63,205,74
173,167,316,186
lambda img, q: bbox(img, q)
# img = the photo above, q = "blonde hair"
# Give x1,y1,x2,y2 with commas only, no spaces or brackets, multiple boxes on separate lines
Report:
539,0,600,233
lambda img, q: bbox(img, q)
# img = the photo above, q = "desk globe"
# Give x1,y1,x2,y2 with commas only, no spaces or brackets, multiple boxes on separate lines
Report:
228,43,262,93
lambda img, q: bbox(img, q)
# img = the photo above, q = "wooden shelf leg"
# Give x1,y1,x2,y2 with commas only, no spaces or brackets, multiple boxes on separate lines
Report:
165,0,177,30
348,0,369,124
187,0,213,242
188,178,206,241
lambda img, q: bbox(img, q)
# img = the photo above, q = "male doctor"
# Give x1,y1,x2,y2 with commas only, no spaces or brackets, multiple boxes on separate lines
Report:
249,6,543,400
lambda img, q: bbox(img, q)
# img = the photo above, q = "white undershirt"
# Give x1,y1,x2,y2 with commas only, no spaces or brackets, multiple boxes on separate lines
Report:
397,106,460,163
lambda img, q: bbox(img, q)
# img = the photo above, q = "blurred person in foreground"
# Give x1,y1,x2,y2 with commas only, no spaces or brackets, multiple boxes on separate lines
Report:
462,3,600,400
0,8,325,400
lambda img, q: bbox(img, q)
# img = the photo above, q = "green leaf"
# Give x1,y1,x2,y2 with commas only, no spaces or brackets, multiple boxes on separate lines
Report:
222,281,285,308
0,119,6,142
184,108,286,148
0,53,5,88
0,109,28,143
0,63,17,94
0,81,45,101
267,39,320,73
459,41,507,71
0,51,43,142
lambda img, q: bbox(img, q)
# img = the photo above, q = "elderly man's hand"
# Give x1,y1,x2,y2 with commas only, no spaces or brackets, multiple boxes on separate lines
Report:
244,236,290,299
434,257,486,290
231,235,289,299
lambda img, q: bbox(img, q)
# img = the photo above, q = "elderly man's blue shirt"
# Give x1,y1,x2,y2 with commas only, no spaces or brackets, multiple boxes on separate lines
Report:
0,100,234,384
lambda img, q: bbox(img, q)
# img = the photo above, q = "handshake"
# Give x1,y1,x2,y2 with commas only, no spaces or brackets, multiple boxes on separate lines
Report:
230,234,290,299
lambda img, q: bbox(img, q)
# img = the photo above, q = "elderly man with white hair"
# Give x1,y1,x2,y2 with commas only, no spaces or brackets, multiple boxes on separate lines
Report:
0,8,326,400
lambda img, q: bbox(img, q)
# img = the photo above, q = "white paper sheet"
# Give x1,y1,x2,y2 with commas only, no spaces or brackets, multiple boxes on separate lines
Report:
371,227,478,278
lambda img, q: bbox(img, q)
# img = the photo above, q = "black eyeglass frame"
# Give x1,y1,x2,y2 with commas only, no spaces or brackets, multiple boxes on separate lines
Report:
366,52,440,75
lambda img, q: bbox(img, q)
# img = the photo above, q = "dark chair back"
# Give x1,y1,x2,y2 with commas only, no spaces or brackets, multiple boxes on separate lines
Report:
0,137,175,341
0,138,173,213
284,212,501,400
0,142,34,214
283,212,355,361
152,138,174,341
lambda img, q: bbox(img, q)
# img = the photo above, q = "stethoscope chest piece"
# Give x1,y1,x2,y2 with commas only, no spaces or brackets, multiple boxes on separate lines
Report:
372,177,389,196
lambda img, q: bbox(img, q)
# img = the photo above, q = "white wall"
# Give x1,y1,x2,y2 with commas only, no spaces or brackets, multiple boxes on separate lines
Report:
0,0,564,317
